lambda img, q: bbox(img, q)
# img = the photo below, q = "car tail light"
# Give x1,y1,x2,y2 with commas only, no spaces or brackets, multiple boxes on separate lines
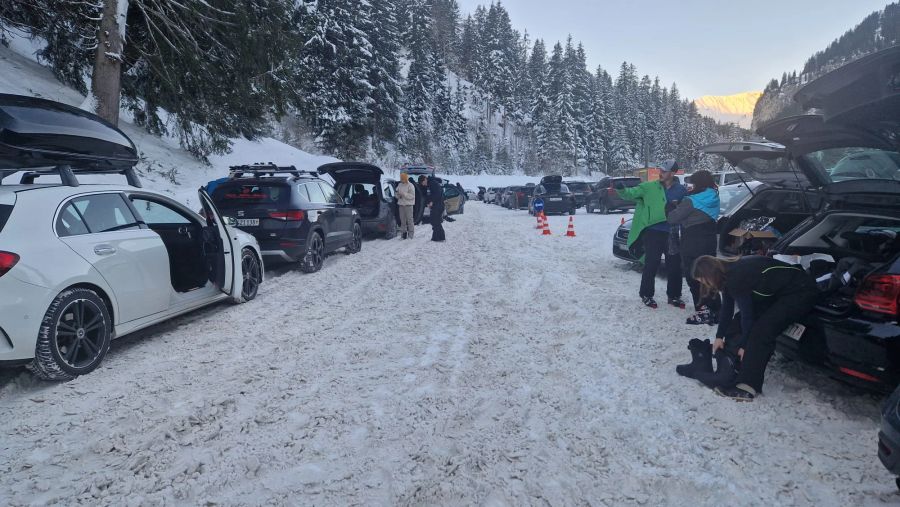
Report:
0,251,19,277
854,274,900,316
838,367,880,383
517,192,525,199
269,210,305,221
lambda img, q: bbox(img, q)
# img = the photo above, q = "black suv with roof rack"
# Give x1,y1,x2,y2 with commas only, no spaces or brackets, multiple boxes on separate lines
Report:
211,164,362,273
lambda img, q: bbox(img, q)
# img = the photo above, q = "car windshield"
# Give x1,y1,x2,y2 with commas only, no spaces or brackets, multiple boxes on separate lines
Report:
803,147,900,183
566,182,589,192
718,183,755,214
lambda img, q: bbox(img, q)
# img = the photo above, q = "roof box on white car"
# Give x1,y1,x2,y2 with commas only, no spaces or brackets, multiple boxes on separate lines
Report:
0,94,138,171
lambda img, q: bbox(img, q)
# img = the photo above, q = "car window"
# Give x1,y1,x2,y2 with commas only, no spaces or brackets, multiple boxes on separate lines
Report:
319,182,343,204
718,184,753,215
807,148,900,183
383,184,394,200
304,182,327,203
444,186,461,198
131,197,192,225
295,184,310,203
55,202,91,237
69,194,140,234
614,178,641,189
342,183,377,205
0,204,11,233
214,183,290,207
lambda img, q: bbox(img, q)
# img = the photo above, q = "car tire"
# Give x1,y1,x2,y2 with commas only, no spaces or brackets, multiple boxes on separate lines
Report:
586,204,594,214
29,288,112,381
569,208,576,216
300,232,326,273
233,248,261,303
384,213,397,239
346,222,363,254
600,201,610,214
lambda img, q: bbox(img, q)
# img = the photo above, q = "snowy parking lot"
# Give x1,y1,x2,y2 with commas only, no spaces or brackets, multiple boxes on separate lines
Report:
0,202,896,506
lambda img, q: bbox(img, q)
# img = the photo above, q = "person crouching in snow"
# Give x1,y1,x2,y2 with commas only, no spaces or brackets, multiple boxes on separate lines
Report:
667,170,720,325
689,255,819,401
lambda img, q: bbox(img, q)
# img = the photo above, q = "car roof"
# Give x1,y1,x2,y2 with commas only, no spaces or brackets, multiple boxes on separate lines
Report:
1,183,150,197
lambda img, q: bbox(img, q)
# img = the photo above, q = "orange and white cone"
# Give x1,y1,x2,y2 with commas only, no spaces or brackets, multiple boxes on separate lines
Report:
542,212,552,235
535,212,543,229
566,216,576,237
621,217,625,225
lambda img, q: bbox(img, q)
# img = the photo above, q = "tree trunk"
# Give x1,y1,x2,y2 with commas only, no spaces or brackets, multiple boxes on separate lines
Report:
90,0,128,125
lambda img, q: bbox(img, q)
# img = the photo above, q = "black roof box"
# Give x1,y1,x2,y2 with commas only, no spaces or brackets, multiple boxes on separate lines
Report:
0,94,138,170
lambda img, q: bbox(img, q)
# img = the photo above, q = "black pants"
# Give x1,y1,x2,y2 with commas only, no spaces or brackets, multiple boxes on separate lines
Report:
681,223,720,312
640,228,682,299
735,288,819,392
431,210,445,241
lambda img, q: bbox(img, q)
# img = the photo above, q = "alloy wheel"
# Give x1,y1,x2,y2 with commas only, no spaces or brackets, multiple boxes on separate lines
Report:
54,299,107,369
241,249,261,300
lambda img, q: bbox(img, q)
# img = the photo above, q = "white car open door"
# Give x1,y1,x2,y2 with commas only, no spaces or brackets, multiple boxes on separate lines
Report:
198,188,235,295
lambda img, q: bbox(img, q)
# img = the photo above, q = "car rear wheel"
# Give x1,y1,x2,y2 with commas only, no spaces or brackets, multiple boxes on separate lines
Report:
586,204,594,214
347,222,363,254
29,288,112,381
301,232,325,273
236,248,261,302
600,201,610,214
384,213,398,239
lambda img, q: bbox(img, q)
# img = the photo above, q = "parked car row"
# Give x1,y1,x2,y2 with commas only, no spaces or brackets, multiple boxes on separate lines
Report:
485,177,579,215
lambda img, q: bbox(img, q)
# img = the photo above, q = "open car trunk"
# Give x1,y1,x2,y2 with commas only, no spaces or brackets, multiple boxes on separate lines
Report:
318,162,384,219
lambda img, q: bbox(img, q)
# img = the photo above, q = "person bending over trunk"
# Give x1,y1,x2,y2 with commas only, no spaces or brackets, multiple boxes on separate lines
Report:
692,255,819,401
668,170,720,325
428,176,446,242
616,160,688,309
396,172,416,240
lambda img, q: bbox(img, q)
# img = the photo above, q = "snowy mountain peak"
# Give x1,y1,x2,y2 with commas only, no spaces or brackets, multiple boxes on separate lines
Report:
693,91,762,129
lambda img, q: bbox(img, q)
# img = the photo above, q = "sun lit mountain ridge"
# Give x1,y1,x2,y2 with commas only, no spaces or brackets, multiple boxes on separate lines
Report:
693,91,762,129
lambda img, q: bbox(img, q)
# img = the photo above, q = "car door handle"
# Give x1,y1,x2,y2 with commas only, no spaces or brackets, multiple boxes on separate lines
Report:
94,245,117,256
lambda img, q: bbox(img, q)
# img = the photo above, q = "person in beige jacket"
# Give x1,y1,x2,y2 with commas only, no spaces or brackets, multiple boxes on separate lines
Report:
395,172,416,239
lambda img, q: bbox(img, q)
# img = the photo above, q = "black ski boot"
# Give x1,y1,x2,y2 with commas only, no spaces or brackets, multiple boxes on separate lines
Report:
642,296,658,309
694,350,739,389
675,338,713,379
668,297,686,309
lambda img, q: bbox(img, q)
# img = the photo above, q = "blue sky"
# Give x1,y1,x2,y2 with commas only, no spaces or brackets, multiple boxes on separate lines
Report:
456,0,893,99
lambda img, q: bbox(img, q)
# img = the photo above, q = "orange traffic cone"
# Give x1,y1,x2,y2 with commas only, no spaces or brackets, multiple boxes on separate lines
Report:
566,216,576,237
542,213,552,236
535,212,543,229
620,217,625,225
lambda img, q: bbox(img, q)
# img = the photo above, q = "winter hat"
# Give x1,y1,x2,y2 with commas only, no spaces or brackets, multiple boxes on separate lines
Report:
400,172,409,183
660,159,680,173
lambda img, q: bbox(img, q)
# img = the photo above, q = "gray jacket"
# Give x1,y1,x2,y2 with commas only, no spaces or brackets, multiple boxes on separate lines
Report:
667,198,714,229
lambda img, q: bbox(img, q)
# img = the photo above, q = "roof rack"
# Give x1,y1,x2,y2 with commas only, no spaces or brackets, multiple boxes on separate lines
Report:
228,163,317,179
0,165,142,188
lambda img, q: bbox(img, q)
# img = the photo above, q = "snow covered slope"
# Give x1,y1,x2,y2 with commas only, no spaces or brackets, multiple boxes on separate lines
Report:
0,42,337,207
694,91,762,129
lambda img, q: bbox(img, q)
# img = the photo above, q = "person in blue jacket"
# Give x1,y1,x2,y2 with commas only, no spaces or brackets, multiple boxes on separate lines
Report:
668,170,721,325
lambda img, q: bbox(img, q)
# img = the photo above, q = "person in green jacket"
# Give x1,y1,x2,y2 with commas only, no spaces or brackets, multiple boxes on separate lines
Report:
616,160,688,309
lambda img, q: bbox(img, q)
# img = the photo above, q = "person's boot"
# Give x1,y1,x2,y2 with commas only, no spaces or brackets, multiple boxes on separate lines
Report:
668,297,686,309
401,232,408,240
641,296,658,309
676,338,713,379
694,350,739,389
686,306,712,325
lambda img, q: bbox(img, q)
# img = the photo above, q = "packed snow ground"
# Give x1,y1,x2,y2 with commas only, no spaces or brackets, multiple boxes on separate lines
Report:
0,203,896,506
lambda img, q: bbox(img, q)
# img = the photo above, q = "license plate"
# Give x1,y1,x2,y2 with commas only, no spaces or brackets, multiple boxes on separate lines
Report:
236,218,259,226
783,323,806,341
550,198,562,201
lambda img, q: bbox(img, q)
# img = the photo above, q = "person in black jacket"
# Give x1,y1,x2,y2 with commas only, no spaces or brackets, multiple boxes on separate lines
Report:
692,255,819,401
667,170,721,325
428,176,446,242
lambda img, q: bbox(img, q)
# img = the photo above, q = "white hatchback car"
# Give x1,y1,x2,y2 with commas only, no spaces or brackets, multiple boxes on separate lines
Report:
0,94,263,380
